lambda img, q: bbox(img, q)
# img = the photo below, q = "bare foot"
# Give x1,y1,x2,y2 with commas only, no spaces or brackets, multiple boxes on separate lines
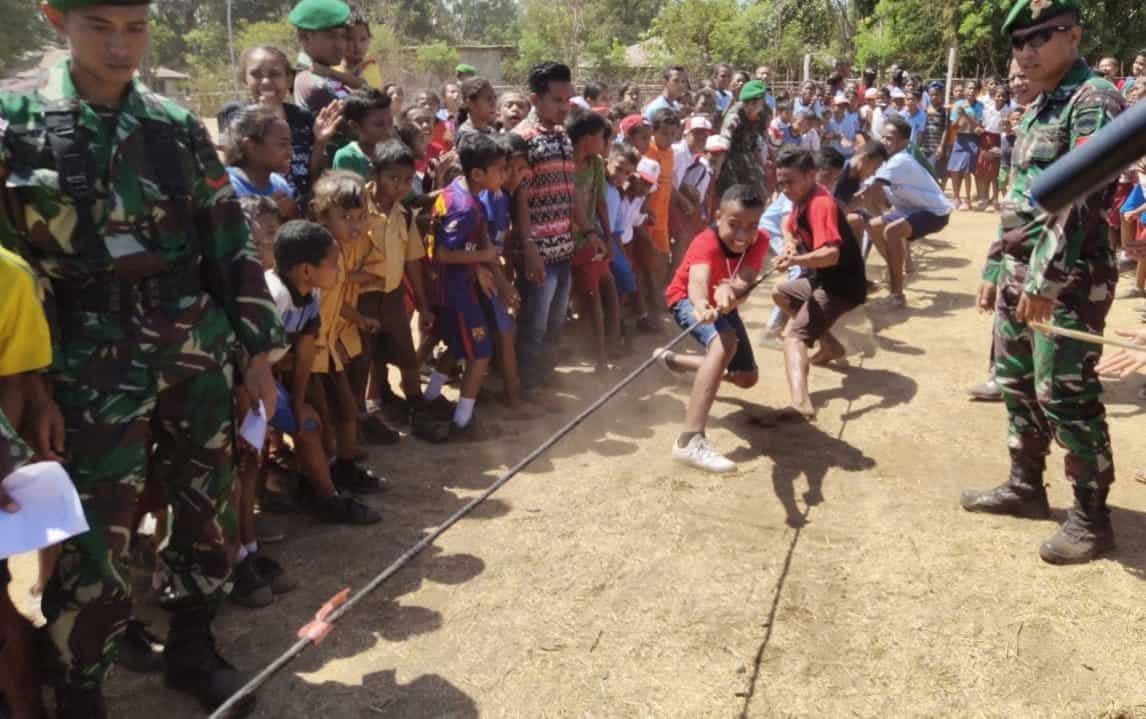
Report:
810,333,846,366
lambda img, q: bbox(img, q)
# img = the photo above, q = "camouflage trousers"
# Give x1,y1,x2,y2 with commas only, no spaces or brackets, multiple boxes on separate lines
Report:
993,264,1116,490
41,364,236,689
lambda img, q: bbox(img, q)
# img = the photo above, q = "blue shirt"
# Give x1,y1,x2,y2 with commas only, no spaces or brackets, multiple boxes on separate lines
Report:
226,167,294,199
605,184,624,241
759,194,793,254
950,99,984,124
644,95,681,122
793,98,823,119
431,177,485,309
875,150,953,216
714,89,733,113
903,109,927,144
826,112,861,157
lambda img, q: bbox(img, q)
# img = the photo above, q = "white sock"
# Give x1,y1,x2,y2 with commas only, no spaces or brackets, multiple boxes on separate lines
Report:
245,541,258,556
453,397,476,427
425,371,447,400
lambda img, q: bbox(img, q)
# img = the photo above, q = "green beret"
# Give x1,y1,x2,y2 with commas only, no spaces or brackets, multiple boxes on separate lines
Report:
46,0,149,9
289,0,350,30
456,64,478,76
1002,0,1080,34
739,80,768,103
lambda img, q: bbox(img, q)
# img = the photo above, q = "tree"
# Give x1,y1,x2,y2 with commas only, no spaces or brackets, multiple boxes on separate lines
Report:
415,41,461,83
0,0,51,75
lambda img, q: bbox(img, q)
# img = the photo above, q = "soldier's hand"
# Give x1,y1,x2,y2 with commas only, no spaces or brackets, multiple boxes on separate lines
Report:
1095,329,1146,378
29,399,66,463
1016,292,1054,324
977,281,997,314
244,353,278,420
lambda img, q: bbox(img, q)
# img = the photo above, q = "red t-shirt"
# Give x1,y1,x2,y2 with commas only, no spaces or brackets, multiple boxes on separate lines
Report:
665,226,770,307
785,185,842,250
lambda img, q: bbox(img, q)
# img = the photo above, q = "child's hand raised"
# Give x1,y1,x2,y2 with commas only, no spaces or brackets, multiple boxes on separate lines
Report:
314,101,345,145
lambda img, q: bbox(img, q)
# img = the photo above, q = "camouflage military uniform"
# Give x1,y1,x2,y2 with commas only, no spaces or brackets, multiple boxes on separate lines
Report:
0,62,283,689
982,59,1125,491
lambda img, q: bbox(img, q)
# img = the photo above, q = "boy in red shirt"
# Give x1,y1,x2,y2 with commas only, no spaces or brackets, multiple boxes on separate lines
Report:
772,146,867,420
657,184,769,474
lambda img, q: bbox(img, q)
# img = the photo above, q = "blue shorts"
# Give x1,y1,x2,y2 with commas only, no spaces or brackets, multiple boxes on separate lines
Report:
947,133,979,173
670,299,757,375
479,292,515,334
610,235,638,296
268,380,321,434
882,209,950,240
436,302,493,361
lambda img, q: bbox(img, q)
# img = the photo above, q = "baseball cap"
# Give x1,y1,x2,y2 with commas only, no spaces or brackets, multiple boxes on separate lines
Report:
636,157,661,187
864,88,878,99
619,114,650,137
704,135,730,153
890,87,906,99
833,93,850,105
685,115,714,132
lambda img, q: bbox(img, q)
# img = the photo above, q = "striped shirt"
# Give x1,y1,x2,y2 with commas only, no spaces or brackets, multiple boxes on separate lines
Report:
513,110,576,264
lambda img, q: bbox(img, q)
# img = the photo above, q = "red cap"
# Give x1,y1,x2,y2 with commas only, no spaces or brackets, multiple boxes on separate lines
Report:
619,114,650,137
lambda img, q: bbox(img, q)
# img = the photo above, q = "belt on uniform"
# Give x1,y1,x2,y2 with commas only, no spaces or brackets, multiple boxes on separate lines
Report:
53,269,203,314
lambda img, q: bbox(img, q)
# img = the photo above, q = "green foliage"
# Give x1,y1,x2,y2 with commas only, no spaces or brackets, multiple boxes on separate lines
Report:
415,41,460,82
0,0,50,76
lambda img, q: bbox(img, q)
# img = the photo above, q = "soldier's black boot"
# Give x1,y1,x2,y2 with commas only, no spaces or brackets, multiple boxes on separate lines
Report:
55,686,108,719
960,451,1050,518
164,606,256,717
1039,486,1115,565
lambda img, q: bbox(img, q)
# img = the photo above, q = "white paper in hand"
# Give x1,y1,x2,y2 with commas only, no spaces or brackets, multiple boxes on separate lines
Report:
0,461,89,559
239,400,268,452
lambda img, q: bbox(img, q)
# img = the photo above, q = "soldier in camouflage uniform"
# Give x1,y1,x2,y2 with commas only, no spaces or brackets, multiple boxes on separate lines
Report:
961,0,1125,565
0,2,283,716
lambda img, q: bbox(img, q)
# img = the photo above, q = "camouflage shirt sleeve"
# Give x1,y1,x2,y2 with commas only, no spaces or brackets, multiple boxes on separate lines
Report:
187,115,284,357
1024,85,1120,298
982,231,1004,284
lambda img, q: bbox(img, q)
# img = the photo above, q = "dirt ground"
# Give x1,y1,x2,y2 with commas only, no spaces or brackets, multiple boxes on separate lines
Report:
9,211,1146,718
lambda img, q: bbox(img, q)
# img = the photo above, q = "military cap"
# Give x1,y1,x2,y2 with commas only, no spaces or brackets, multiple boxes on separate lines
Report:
1002,0,1080,35
456,63,478,77
46,0,149,9
739,79,769,103
289,0,351,31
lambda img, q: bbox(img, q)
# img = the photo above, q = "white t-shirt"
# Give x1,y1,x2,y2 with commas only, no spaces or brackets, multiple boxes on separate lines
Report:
800,129,821,152
982,102,1006,133
672,141,694,190
875,150,953,216
619,196,648,245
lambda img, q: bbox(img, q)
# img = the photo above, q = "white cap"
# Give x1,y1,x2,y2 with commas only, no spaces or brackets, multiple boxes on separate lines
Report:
833,93,850,105
705,135,730,153
890,87,906,99
685,115,713,132
636,157,661,187
569,96,591,109
864,88,878,99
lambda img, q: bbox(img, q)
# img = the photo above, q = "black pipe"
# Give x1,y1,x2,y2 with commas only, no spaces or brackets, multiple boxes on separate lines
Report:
1030,99,1146,214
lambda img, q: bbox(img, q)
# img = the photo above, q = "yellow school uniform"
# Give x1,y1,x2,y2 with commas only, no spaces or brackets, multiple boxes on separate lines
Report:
365,192,425,293
312,238,366,373
0,246,51,375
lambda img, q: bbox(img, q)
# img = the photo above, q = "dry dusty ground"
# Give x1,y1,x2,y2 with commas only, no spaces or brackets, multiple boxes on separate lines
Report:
9,211,1146,719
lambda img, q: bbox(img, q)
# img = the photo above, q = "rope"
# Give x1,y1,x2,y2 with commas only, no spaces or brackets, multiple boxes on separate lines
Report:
210,269,774,718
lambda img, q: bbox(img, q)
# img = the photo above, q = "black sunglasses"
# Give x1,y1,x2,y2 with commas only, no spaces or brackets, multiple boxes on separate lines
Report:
1011,25,1072,50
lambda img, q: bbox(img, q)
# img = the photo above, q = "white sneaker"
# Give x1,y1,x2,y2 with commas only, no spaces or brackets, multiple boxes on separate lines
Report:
672,434,737,474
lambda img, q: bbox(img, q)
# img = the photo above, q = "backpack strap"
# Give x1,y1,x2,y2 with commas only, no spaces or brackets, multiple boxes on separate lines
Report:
41,102,101,256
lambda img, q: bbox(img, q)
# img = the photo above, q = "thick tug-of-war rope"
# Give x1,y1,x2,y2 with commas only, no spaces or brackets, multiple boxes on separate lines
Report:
209,270,775,718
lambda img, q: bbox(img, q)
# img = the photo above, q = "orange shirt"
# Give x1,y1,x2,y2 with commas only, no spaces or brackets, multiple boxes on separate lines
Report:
645,140,675,254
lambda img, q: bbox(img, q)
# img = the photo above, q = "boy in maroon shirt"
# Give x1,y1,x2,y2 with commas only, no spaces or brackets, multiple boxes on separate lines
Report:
657,185,769,474
772,146,867,420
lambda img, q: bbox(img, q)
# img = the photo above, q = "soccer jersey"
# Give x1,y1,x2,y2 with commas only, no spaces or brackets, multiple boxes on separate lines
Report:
226,167,294,200
333,141,373,180
431,177,486,310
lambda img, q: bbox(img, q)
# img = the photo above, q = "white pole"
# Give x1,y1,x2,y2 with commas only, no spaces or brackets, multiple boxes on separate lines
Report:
227,0,238,96
803,53,811,82
945,46,956,107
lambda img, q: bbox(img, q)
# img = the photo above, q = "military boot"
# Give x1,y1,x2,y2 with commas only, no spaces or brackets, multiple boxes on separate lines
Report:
1039,487,1115,565
55,686,108,719
960,451,1050,519
164,606,256,717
